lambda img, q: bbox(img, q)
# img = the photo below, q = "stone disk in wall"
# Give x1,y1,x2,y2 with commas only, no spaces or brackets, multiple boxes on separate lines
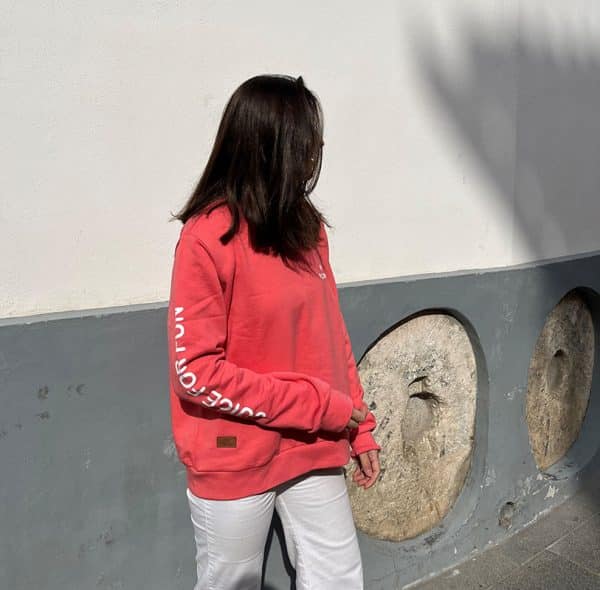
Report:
525,290,594,471
345,313,477,542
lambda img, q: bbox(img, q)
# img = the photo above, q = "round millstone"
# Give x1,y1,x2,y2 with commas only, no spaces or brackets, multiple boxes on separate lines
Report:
345,313,477,541
525,290,594,471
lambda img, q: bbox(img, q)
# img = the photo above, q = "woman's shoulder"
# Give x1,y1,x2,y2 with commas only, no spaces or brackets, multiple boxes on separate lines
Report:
181,201,234,247
177,202,238,279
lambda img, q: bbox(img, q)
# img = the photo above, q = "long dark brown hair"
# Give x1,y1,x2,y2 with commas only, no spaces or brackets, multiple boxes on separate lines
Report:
169,74,331,267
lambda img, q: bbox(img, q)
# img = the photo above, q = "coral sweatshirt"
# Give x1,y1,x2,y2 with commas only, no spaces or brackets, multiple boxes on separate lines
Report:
166,202,380,500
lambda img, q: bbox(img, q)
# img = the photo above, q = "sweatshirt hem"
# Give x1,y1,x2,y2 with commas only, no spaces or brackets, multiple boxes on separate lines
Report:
185,439,351,500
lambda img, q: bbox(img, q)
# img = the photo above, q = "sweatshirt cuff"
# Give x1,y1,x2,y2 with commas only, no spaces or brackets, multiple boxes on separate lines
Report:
350,431,381,458
320,389,354,432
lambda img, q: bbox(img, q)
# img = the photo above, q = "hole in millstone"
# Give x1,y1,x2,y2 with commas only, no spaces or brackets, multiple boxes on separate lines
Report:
407,375,443,405
409,375,427,388
409,390,441,402
499,501,516,529
402,376,442,445
546,348,568,395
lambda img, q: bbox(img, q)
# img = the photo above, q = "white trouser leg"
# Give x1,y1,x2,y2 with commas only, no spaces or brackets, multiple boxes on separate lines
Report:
185,486,276,590
274,467,364,590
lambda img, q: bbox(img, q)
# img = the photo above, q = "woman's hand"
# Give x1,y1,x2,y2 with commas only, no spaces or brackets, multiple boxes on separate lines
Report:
346,404,367,429
351,449,381,489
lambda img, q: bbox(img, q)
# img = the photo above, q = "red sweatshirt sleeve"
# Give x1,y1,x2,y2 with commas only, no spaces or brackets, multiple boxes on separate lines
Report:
167,231,354,434
318,225,382,458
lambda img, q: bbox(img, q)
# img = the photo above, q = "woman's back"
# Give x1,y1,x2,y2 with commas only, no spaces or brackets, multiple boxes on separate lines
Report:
167,201,375,500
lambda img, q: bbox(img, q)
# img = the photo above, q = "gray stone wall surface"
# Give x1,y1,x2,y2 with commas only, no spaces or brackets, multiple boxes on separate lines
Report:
1,251,599,589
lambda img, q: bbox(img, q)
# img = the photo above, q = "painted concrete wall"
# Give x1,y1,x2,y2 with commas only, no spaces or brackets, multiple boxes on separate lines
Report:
4,1,600,318
1,255,598,589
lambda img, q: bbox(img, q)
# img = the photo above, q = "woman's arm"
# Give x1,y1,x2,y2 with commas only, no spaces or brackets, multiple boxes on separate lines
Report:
167,232,354,434
318,224,381,458
338,313,382,457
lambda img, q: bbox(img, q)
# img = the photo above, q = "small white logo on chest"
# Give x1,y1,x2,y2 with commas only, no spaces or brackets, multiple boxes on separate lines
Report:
317,262,326,279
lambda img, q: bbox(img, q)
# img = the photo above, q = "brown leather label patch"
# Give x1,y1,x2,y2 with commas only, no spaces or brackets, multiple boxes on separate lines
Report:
216,436,237,448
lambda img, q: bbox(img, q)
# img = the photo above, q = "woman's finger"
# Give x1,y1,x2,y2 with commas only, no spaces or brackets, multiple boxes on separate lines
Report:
359,453,373,477
353,473,370,488
352,468,368,485
351,407,366,423
360,401,369,419
350,450,381,489
367,450,380,474
363,450,381,488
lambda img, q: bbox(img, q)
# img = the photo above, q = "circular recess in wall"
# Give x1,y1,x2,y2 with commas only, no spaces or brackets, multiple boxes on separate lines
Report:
345,312,477,542
525,289,595,471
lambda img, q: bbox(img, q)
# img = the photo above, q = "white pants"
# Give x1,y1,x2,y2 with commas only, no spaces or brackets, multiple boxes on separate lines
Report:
185,467,364,590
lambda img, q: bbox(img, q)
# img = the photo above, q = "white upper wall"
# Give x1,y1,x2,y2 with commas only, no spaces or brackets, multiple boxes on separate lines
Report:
3,1,600,318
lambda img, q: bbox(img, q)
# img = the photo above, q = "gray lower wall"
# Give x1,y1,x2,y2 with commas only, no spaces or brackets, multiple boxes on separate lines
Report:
1,251,599,590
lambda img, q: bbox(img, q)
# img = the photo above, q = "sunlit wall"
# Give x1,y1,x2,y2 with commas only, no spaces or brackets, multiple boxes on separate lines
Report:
3,1,600,317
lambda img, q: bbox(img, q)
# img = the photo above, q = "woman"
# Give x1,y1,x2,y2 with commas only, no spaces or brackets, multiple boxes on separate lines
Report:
167,74,381,590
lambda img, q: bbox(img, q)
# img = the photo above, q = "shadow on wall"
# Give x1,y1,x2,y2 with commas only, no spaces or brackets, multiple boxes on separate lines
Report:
411,16,600,510
413,17,600,261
